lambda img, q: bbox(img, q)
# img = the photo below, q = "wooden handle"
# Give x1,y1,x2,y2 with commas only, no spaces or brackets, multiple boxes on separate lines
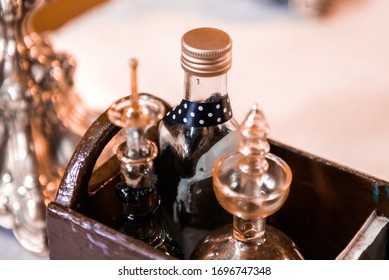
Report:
53,93,171,209
55,110,120,209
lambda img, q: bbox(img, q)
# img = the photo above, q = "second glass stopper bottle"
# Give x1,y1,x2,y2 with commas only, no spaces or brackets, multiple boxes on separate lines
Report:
108,59,183,259
157,27,240,256
190,104,304,260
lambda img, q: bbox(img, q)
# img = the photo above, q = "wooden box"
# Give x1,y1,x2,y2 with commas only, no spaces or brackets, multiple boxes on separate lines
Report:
46,103,389,260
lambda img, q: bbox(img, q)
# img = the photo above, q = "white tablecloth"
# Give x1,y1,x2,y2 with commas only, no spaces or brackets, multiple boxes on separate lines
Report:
51,0,389,181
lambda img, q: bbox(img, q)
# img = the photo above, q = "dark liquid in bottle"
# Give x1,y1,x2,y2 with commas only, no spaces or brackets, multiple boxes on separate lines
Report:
116,181,184,259
157,117,239,257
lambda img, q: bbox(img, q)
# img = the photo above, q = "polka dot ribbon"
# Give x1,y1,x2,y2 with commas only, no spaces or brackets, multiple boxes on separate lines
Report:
164,95,233,127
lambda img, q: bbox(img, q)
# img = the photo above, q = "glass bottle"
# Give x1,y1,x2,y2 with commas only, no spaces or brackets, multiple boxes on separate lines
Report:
108,59,183,259
190,104,304,260
157,27,240,257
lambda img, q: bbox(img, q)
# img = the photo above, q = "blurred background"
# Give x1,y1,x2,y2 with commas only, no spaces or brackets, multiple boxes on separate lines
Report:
1,0,389,259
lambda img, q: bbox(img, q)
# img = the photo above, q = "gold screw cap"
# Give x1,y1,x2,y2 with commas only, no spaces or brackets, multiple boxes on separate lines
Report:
181,27,232,77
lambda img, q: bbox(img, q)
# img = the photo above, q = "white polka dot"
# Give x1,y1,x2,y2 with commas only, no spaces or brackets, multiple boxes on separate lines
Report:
167,111,170,116
223,108,227,113
183,118,187,123
184,103,187,109
190,112,195,117
178,109,182,114
208,113,213,117
229,111,232,116
173,114,176,120
217,118,221,122
198,106,203,111
199,120,204,125
216,104,220,109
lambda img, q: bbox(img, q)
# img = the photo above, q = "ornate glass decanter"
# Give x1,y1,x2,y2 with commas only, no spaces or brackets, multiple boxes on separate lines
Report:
108,59,183,259
191,104,304,260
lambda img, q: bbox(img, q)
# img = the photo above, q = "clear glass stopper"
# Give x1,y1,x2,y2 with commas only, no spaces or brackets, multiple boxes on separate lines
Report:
107,59,165,159
214,104,291,220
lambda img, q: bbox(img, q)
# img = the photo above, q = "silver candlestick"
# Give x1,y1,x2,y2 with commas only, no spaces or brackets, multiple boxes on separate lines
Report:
0,0,97,255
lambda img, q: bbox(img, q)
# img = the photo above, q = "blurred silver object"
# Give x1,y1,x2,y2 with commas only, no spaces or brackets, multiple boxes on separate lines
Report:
0,0,97,255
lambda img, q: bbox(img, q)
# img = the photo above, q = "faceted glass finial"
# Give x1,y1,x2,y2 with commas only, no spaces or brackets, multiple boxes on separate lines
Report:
238,103,270,176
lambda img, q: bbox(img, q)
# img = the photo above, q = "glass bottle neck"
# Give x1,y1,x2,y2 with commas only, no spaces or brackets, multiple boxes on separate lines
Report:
233,216,266,245
184,72,228,102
